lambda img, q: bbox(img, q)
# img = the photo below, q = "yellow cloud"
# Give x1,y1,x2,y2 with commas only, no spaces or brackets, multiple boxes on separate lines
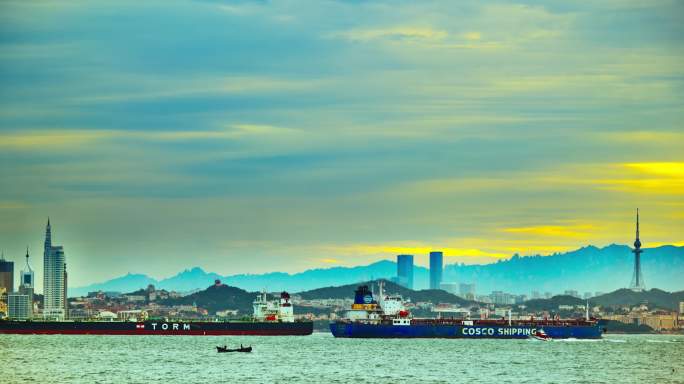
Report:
503,224,594,238
463,32,481,41
321,243,509,259
0,124,301,150
319,258,341,264
595,131,684,145
0,130,118,149
332,27,448,42
624,162,684,178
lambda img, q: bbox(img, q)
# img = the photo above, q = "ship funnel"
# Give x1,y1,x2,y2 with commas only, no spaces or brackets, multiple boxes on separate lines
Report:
354,285,375,305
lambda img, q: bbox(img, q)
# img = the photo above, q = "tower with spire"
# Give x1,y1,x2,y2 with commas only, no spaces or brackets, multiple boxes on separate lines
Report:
19,247,35,318
629,209,645,292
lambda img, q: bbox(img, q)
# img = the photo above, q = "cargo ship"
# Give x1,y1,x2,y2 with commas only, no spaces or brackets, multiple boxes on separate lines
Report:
0,291,313,336
330,283,603,339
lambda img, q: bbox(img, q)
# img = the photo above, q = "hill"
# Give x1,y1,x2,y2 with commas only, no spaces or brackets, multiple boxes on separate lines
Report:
521,295,585,312
519,289,684,311
158,283,257,315
591,288,684,310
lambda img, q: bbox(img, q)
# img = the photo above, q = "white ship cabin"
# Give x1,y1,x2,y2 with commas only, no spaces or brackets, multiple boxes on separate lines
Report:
377,281,408,317
253,291,295,322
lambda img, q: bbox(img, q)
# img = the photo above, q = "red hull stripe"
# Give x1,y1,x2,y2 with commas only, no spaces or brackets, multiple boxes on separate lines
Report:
0,329,311,336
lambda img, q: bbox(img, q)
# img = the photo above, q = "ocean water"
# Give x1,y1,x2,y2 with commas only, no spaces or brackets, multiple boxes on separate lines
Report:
2,333,683,383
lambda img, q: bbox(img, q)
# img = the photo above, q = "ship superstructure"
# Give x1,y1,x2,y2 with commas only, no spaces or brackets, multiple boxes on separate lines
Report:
253,291,295,322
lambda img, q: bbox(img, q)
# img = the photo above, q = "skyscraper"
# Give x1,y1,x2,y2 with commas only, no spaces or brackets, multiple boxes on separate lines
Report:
396,255,414,289
43,219,66,320
19,247,34,318
429,251,443,290
0,251,14,295
8,293,30,320
629,209,645,292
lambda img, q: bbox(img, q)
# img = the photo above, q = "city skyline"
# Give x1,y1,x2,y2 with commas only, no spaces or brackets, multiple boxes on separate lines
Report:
0,1,682,287
1,215,683,292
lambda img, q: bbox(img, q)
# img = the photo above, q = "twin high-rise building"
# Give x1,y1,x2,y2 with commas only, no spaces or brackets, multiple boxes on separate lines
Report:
396,255,414,289
429,251,443,290
394,251,444,290
43,219,67,320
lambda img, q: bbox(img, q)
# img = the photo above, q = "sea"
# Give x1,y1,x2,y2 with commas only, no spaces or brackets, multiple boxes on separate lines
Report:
2,333,683,383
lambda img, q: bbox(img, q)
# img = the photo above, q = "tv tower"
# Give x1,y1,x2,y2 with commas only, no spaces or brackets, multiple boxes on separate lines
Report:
629,209,645,291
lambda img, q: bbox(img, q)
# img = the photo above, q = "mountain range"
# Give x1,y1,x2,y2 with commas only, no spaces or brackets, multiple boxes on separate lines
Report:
70,244,684,297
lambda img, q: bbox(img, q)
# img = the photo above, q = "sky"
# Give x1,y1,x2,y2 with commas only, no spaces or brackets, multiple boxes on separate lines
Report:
0,0,683,289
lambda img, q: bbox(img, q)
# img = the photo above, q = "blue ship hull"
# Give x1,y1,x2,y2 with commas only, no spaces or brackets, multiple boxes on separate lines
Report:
330,322,602,339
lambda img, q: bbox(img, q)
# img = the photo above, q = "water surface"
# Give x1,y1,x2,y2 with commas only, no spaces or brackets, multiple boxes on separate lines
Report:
2,333,683,383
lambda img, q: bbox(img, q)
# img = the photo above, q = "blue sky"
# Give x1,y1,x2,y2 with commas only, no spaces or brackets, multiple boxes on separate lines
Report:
0,0,682,288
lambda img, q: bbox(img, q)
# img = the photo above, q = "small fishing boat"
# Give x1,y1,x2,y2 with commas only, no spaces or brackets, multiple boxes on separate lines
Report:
216,345,252,353
531,329,551,341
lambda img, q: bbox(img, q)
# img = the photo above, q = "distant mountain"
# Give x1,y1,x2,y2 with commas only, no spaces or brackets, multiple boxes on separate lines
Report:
224,260,399,292
70,245,684,297
71,260,399,296
442,245,683,295
73,273,157,295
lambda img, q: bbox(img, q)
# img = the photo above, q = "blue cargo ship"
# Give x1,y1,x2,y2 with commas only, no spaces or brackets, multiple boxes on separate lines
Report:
329,283,603,339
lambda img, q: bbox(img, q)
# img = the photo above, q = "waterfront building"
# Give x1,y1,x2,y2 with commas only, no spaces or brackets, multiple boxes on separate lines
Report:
18,247,34,318
606,311,678,332
0,252,14,295
8,293,30,320
679,302,684,315
396,255,414,289
64,263,68,317
43,219,67,320
429,251,443,290
0,287,6,316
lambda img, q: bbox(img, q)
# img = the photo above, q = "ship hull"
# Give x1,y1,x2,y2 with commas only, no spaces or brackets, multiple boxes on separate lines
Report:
330,322,602,339
0,320,313,336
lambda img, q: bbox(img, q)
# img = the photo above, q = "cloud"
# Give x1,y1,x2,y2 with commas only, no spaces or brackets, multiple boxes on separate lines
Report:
502,224,595,238
0,130,118,149
463,32,481,41
330,27,448,42
318,258,340,264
